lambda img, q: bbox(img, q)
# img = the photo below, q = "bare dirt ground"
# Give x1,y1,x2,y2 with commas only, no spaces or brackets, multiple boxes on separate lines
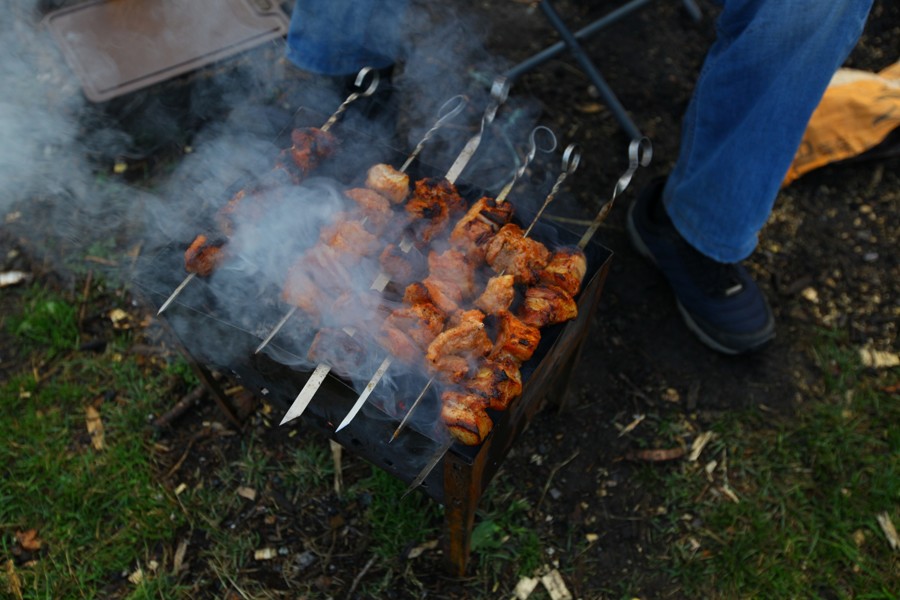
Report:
2,0,898,597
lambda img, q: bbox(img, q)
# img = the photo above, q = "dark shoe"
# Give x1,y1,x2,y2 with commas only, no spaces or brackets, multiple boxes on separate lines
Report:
626,177,775,355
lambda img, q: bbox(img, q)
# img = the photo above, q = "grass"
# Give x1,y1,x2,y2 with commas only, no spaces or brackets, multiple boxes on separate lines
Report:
645,330,900,598
0,287,190,598
4,276,898,598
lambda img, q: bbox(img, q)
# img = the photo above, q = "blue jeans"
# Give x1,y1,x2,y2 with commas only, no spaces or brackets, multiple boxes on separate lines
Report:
664,0,874,262
285,0,408,76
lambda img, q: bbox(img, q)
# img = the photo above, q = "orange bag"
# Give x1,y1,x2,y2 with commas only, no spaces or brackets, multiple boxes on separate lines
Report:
784,60,900,186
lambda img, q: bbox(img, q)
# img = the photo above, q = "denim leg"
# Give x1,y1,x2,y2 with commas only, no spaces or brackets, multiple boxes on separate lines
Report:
285,0,409,76
663,0,874,262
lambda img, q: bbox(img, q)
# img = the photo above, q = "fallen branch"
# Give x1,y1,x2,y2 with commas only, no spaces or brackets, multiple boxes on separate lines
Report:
154,385,207,428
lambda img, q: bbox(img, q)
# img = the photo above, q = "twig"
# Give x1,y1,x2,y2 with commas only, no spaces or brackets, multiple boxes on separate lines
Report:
345,556,377,600
78,269,93,326
536,450,580,512
165,428,211,479
154,385,207,428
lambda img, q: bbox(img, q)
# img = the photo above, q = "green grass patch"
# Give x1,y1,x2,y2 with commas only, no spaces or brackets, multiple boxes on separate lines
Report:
471,488,542,579
0,287,189,599
649,331,900,598
7,286,79,356
352,469,442,561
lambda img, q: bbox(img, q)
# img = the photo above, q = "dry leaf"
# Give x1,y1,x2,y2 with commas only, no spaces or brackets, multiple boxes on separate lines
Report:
406,539,438,559
5,559,23,600
617,414,645,437
859,347,900,368
236,486,257,501
330,440,343,496
254,548,278,561
721,484,741,503
0,271,30,288
575,102,604,114
540,568,573,600
629,447,686,462
173,539,188,574
85,406,105,451
689,431,715,462
108,308,131,330
15,529,42,552
876,512,899,551
513,575,540,599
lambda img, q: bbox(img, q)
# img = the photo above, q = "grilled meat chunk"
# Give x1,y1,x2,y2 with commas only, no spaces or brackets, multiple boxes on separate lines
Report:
319,217,381,256
184,234,226,276
484,223,551,285
518,284,578,327
379,244,424,285
365,163,410,204
344,187,393,233
441,390,493,445
491,309,541,363
426,310,492,381
538,248,587,297
405,178,465,244
466,356,523,411
474,274,515,314
276,127,338,183
449,196,515,260
427,249,476,298
383,300,446,350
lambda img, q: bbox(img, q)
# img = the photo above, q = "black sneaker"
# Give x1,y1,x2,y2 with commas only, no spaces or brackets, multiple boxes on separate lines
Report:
626,177,776,355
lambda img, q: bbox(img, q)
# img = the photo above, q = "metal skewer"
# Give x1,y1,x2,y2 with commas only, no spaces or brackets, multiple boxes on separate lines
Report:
255,95,469,356
341,126,557,435
157,67,381,316
402,138,624,497
280,81,510,426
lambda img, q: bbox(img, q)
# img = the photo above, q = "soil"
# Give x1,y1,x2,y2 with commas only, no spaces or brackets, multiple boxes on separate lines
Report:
2,0,898,598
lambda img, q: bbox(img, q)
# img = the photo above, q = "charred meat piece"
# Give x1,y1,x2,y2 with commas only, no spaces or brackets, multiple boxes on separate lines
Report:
319,217,381,256
474,274,515,315
276,127,338,183
449,196,514,261
427,249,476,298
518,284,578,327
466,356,523,411
184,234,226,276
422,275,462,315
403,281,435,307
365,163,410,204
380,244,425,285
441,390,493,445
280,262,328,319
484,223,551,285
426,310,492,381
405,178,465,244
378,326,420,364
344,187,394,233
491,309,541,363
383,300,446,350
538,248,587,297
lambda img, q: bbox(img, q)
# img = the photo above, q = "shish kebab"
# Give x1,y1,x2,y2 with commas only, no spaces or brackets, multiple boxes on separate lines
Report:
252,93,470,354
156,67,381,315
387,144,581,445
401,137,652,496
275,78,512,425
334,126,559,432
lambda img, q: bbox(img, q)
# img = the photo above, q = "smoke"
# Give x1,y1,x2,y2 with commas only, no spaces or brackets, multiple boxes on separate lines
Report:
0,0,570,437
